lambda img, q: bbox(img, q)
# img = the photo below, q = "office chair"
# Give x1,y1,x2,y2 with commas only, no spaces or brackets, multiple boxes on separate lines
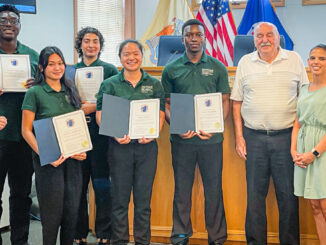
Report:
233,35,285,66
157,35,185,66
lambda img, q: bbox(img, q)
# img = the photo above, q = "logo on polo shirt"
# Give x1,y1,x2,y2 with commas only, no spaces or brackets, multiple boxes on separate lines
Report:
86,72,92,79
11,59,18,66
65,95,71,104
202,68,213,76
141,105,148,112
141,85,153,94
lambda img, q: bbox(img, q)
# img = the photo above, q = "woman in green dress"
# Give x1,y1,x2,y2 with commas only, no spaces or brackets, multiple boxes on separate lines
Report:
291,44,326,244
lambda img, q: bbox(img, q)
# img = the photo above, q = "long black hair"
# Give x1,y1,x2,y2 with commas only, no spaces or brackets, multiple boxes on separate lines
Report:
34,46,81,109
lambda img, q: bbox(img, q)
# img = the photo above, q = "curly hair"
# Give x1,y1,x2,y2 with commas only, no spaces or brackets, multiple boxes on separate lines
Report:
75,27,104,58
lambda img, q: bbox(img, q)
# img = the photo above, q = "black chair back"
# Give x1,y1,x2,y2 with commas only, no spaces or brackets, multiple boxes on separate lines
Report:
233,35,285,66
157,35,185,66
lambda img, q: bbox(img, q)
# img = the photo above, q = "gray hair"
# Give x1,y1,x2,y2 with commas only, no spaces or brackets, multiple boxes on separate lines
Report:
253,22,279,37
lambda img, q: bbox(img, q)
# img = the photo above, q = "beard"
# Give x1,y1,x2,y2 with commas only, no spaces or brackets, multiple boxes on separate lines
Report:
2,36,15,41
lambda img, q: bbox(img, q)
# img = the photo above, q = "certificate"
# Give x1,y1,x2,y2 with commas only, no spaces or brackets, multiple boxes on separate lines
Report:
129,99,160,139
194,93,224,133
170,92,224,134
0,54,31,92
75,66,103,102
53,110,93,158
99,94,160,139
33,110,93,166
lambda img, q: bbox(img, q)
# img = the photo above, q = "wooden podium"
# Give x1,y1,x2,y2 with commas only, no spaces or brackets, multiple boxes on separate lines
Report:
88,67,318,245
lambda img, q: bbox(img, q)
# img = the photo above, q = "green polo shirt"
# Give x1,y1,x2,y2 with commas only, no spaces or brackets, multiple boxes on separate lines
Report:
0,41,39,142
22,81,77,120
97,69,165,112
74,59,118,80
162,52,230,145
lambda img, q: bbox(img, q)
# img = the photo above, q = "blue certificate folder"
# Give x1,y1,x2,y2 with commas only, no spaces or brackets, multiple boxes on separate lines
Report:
99,94,130,138
65,65,76,83
170,93,195,134
33,118,61,166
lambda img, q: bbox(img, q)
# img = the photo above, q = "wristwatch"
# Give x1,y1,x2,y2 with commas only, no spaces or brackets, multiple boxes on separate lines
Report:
311,148,320,157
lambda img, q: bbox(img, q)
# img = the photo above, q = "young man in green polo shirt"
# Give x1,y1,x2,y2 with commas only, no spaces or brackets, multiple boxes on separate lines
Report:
74,27,118,245
0,4,38,245
162,19,230,245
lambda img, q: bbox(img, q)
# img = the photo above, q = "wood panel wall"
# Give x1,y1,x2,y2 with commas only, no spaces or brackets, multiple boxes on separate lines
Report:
89,67,317,245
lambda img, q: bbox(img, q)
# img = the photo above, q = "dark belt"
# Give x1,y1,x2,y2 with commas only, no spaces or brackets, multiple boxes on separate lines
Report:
85,116,91,123
245,126,292,136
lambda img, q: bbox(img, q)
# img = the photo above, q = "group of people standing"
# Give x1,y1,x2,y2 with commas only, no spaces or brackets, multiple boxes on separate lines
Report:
0,3,325,245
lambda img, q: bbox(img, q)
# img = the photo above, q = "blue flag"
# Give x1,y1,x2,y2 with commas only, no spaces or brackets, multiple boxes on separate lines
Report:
237,0,293,50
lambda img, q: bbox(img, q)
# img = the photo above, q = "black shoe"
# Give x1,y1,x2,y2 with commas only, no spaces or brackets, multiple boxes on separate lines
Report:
112,241,128,245
96,238,109,245
175,238,189,245
209,241,223,245
74,239,87,245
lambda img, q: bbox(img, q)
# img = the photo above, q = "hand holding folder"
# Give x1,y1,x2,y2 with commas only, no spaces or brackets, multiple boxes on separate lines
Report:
170,92,224,135
33,110,92,166
99,94,160,140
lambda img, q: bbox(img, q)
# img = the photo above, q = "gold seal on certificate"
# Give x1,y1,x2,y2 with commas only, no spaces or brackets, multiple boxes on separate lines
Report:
52,110,93,158
194,93,224,133
0,54,31,92
75,66,104,102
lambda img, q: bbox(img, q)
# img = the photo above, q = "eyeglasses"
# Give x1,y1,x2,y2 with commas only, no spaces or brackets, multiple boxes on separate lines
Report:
0,18,20,25
183,33,204,40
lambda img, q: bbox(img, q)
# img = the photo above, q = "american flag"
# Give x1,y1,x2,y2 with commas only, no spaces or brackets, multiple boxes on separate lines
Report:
196,0,237,66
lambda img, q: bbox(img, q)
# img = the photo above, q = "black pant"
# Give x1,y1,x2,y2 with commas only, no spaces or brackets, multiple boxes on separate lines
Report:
0,140,33,245
170,142,227,245
75,114,111,239
109,140,158,245
33,152,82,245
244,127,299,245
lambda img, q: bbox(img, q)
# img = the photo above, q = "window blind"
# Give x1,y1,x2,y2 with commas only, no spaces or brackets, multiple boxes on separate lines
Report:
77,0,124,66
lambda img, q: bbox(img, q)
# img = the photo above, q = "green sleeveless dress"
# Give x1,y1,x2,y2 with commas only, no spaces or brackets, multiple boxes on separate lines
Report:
294,84,326,199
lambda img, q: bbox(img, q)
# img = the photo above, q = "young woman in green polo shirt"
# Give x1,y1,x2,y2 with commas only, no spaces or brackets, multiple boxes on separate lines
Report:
21,46,87,245
96,40,165,245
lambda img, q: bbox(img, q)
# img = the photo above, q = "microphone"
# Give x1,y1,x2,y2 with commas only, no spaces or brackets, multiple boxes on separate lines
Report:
165,50,182,65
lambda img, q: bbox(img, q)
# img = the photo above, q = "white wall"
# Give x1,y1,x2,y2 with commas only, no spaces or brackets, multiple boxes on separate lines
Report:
13,0,326,65
135,0,160,40
19,0,74,63
136,0,326,65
